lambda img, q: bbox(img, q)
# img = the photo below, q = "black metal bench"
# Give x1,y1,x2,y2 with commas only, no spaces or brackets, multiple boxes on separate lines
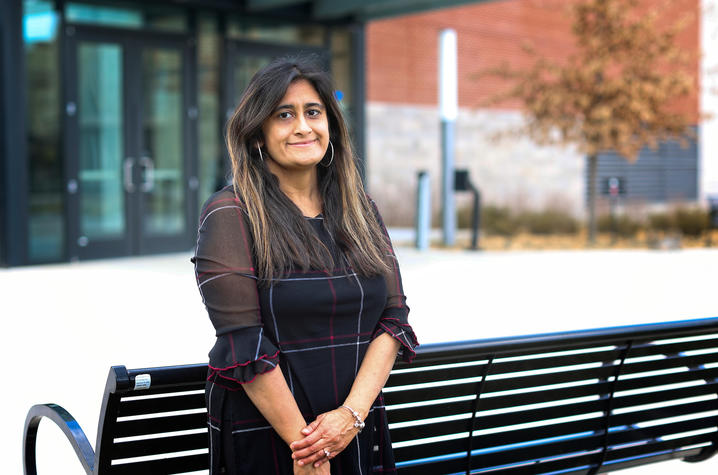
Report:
24,317,718,474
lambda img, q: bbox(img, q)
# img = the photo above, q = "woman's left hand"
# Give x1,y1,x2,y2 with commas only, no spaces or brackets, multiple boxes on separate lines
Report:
290,408,359,467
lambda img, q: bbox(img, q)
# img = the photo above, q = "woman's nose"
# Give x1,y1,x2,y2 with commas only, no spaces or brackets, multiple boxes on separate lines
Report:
295,115,312,134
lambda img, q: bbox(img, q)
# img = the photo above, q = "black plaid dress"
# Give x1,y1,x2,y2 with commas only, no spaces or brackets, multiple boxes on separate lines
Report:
192,187,418,474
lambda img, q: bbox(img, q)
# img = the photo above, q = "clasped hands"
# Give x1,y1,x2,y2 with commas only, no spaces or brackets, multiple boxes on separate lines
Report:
290,407,361,473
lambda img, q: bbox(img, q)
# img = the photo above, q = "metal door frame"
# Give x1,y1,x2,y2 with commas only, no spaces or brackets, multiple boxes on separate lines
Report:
63,24,197,260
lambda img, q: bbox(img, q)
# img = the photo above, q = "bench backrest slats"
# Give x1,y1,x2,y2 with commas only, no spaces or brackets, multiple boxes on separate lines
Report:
604,432,715,470
83,319,718,474
95,365,210,473
117,393,205,417
107,453,209,475
384,320,718,473
113,412,207,439
111,433,208,460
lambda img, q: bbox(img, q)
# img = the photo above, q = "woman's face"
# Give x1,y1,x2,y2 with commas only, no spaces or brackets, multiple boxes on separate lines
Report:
261,79,330,175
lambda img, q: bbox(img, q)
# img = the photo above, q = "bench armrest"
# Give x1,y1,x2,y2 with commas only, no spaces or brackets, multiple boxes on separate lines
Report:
23,403,95,475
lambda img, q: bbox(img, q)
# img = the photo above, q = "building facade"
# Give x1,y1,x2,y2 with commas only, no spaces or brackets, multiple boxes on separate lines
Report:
1,0,372,266
4,0,714,265
365,0,713,226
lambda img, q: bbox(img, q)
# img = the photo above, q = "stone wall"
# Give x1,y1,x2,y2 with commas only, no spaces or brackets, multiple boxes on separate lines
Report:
366,102,586,227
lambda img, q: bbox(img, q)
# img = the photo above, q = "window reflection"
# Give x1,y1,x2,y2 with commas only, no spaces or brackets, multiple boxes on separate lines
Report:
228,18,326,47
24,0,64,262
198,14,223,209
65,2,186,32
78,42,125,240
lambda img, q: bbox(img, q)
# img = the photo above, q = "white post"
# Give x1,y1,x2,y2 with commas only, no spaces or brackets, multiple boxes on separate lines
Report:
439,28,458,246
701,0,718,202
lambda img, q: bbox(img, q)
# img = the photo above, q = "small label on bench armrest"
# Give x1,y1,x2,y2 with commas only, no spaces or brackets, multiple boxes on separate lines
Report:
134,374,151,391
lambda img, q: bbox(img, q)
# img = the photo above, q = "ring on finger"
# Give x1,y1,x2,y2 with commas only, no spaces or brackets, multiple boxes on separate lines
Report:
323,448,331,458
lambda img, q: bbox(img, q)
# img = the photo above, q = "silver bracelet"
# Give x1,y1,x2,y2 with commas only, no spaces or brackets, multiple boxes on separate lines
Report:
340,404,365,432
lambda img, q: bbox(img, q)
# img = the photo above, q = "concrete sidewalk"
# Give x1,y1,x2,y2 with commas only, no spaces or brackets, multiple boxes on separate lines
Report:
2,246,717,474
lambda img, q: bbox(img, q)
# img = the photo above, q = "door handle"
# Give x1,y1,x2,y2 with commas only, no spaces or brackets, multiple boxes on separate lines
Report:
123,157,135,193
140,156,155,192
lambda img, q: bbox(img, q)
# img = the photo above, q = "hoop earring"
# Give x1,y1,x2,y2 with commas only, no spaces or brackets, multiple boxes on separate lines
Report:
257,143,264,161
321,141,334,168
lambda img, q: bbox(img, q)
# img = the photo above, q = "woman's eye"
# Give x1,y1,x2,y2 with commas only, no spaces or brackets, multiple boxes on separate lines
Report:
278,111,293,119
307,109,321,117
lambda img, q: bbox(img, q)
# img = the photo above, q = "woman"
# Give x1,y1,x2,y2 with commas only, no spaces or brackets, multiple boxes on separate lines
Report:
193,57,418,474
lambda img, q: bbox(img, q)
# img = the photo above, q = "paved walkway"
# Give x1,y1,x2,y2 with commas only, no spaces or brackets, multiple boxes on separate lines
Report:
2,245,717,473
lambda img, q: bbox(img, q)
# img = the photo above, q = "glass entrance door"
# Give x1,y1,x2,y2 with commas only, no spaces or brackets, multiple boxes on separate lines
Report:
75,41,126,253
138,43,189,254
65,30,193,259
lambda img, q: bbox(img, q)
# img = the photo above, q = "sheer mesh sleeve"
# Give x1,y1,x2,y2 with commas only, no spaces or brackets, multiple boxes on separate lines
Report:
369,198,419,362
192,189,279,388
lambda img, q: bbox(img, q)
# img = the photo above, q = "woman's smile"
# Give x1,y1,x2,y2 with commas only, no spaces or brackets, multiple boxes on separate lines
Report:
288,139,319,147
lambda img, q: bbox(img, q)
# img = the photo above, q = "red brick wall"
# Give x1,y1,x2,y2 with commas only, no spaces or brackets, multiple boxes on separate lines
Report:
366,0,698,118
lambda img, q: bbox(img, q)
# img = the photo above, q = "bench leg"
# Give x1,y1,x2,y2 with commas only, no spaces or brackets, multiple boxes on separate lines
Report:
23,403,95,475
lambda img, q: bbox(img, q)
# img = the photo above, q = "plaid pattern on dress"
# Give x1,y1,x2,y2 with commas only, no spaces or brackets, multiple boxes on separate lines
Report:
193,187,417,474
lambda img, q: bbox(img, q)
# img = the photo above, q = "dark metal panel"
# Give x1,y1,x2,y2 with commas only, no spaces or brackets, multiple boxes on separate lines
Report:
350,22,366,181
108,453,209,474
314,0,386,19
468,433,604,471
588,131,699,204
619,352,718,376
313,0,492,21
185,12,200,247
601,448,704,473
488,346,620,374
356,0,495,21
482,363,618,393
111,431,208,459
386,398,475,426
604,431,716,464
608,416,718,447
468,417,606,456
474,380,613,413
385,361,489,387
394,317,718,367
247,0,308,10
118,393,205,416
613,382,718,411
627,336,718,358
384,379,481,405
614,366,718,394
0,2,6,266
125,363,207,390
610,398,718,428
1,0,29,265
114,412,206,437
389,398,604,445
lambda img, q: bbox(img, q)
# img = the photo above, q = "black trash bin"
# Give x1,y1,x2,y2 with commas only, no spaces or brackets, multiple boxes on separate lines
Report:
454,169,481,250
709,196,718,229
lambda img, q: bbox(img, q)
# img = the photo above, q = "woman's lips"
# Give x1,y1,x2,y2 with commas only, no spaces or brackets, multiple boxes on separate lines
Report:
288,139,318,147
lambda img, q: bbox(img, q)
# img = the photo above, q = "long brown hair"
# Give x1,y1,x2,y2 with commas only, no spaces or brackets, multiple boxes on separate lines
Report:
225,56,389,283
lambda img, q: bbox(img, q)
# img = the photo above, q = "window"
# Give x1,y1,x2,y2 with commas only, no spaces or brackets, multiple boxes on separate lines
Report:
65,2,187,32
588,132,699,204
24,0,64,262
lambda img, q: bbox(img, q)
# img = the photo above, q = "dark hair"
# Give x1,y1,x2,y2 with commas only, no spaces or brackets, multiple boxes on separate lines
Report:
225,56,390,283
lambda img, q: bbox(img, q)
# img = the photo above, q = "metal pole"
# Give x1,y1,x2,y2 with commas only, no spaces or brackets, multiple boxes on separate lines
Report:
416,171,431,250
470,184,481,250
439,29,457,247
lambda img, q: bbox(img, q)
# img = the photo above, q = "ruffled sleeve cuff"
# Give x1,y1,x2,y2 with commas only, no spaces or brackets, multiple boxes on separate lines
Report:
373,316,419,363
207,327,280,390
